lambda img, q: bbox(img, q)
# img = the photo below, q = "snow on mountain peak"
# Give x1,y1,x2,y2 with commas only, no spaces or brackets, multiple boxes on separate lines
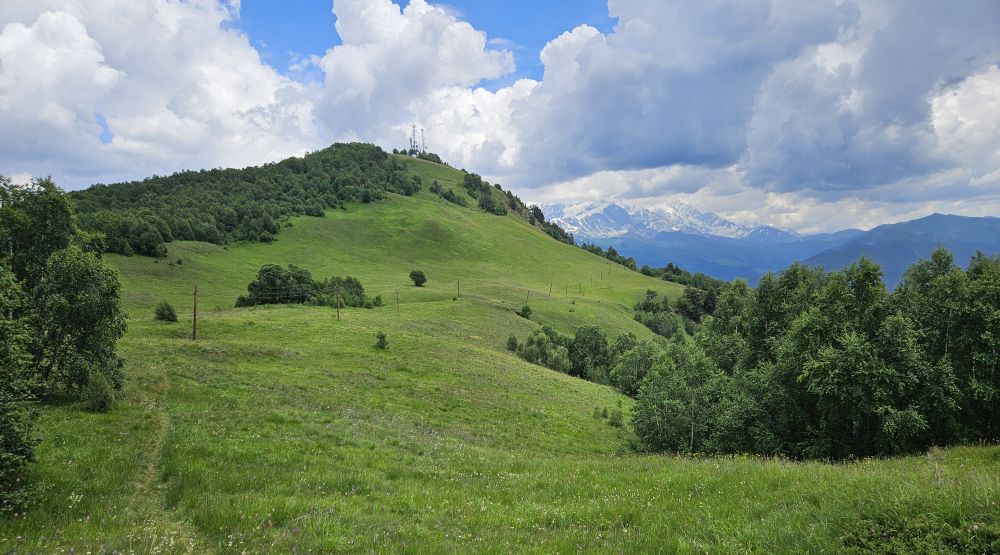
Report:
539,200,798,241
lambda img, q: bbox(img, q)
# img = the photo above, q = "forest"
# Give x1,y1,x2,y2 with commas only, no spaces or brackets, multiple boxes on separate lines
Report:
69,144,577,257
69,144,421,257
511,248,1000,459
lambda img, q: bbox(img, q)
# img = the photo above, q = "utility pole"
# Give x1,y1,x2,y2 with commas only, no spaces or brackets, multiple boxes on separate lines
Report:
549,283,552,297
335,285,341,320
191,284,198,341
395,289,400,316
579,282,582,295
524,291,530,306
457,280,460,299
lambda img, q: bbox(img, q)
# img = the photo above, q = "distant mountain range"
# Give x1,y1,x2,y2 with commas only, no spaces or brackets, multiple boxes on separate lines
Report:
542,201,999,287
540,200,798,242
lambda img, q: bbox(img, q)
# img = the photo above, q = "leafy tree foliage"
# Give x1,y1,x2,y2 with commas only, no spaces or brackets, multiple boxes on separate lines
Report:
633,337,720,453
570,325,611,381
0,176,127,508
82,371,115,413
416,152,445,165
610,339,661,397
642,262,728,292
70,144,417,257
633,289,687,338
440,188,469,207
477,193,508,216
0,265,36,512
154,301,178,322
409,270,427,287
506,335,519,352
581,243,638,271
632,250,996,459
235,264,380,309
29,246,127,393
516,326,571,373
513,325,619,385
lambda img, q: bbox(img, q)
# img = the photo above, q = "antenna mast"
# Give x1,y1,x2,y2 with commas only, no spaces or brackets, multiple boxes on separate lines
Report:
421,128,426,154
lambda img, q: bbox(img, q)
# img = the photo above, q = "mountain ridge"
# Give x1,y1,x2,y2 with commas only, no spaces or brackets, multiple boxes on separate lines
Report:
540,200,798,241
546,200,999,285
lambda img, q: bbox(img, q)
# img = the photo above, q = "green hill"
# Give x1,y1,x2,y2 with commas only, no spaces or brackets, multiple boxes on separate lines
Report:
3,155,998,553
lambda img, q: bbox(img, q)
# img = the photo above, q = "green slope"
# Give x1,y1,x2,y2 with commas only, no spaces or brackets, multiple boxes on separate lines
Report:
110,156,673,338
3,158,998,553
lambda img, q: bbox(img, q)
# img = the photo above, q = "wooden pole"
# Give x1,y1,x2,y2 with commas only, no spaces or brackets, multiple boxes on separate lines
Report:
524,292,529,306
549,283,552,297
191,284,198,340
335,285,341,320
395,289,400,316
457,280,460,299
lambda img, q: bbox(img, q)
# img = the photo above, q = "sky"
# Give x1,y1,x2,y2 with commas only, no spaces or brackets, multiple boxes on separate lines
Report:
1,0,999,233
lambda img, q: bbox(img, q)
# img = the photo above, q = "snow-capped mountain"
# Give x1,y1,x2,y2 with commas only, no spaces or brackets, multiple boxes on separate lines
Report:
540,200,798,242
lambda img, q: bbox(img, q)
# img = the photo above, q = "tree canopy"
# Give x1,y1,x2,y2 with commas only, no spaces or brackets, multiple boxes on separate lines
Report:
629,249,1000,459
70,144,418,257
0,176,127,510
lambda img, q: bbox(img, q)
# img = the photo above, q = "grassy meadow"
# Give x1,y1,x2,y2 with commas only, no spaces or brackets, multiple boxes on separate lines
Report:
3,157,998,553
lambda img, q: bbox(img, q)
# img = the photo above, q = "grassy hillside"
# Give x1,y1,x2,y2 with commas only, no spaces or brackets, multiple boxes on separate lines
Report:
3,157,999,553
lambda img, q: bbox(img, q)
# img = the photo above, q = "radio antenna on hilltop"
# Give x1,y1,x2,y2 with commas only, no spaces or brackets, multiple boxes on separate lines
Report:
421,128,426,154
409,125,417,153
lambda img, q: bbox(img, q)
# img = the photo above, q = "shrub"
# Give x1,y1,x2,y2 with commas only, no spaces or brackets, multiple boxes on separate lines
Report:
506,335,519,352
375,332,388,350
154,301,177,322
608,408,624,428
478,194,508,216
440,189,468,207
518,305,532,319
517,327,571,373
409,270,427,287
82,372,115,413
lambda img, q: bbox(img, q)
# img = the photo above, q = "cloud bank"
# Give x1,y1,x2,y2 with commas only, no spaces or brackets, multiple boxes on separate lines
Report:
1,0,999,232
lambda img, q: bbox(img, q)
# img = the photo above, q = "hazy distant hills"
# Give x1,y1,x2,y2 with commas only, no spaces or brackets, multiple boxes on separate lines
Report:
544,202,999,286
805,214,1000,287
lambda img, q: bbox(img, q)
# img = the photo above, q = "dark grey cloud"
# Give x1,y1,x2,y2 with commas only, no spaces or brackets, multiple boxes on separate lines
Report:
742,0,1000,195
505,0,851,187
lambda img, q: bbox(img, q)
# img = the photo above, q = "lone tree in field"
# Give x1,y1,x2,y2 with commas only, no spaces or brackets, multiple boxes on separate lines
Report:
409,270,427,287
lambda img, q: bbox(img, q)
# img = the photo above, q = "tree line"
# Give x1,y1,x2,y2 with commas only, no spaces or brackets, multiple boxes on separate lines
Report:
69,144,420,257
428,168,575,245
631,249,1000,458
641,261,728,291
1,177,127,512
580,243,639,271
511,248,999,459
